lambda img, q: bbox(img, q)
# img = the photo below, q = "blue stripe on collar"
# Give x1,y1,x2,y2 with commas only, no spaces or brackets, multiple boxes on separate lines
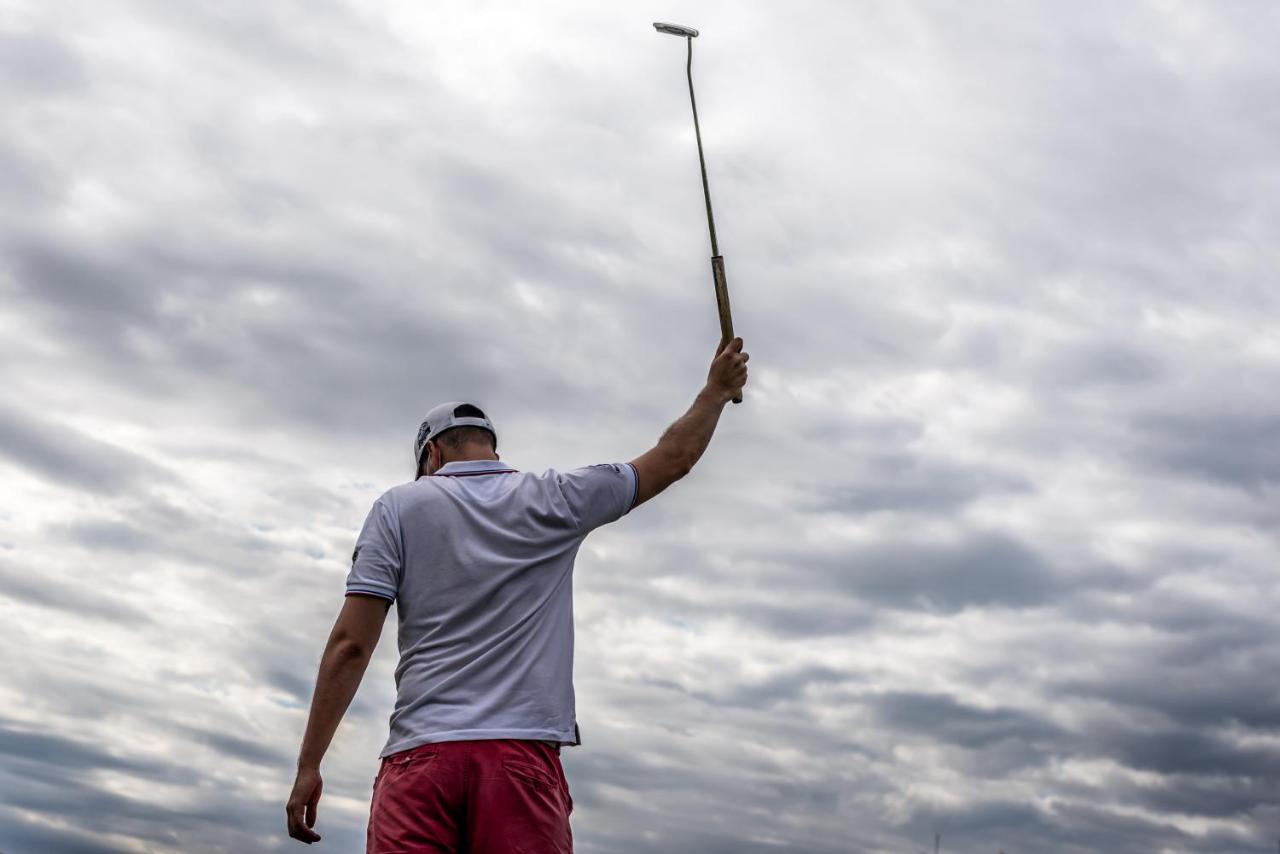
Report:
431,460,519,477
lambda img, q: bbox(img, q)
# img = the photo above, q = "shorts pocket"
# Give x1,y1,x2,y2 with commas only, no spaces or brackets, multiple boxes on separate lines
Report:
503,758,557,791
386,747,438,772
505,757,573,818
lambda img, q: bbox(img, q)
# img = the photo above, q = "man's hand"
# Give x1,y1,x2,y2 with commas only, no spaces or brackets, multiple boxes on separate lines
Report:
706,336,749,404
286,765,324,844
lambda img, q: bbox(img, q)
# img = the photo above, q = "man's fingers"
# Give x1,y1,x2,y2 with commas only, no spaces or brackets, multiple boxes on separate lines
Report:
287,800,322,843
716,336,743,357
286,768,324,843
305,777,321,827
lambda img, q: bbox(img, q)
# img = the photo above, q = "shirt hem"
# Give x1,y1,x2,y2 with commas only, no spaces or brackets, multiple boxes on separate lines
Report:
380,727,578,758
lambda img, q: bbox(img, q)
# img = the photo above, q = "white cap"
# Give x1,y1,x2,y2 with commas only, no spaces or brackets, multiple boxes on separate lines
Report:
414,402,498,475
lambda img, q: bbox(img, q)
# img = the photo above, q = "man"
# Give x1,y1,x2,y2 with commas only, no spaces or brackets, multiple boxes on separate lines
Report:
286,337,749,851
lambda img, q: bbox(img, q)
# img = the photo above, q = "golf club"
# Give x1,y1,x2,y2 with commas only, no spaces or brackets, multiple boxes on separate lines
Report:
653,21,742,405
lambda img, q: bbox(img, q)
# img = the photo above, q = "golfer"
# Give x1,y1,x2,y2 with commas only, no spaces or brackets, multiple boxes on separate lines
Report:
286,337,749,852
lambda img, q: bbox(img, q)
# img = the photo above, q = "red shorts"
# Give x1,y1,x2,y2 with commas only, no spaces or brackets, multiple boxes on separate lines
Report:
367,739,573,853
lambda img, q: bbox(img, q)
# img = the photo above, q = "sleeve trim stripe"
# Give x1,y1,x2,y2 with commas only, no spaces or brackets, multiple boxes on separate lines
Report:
346,587,395,601
626,462,639,513
347,580,396,593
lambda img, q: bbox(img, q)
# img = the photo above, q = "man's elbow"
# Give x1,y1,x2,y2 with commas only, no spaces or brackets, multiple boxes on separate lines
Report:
668,455,695,484
330,592,392,659
330,636,374,661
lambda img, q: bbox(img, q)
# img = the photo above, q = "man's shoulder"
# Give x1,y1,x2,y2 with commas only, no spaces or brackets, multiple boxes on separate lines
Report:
540,463,626,478
374,480,428,511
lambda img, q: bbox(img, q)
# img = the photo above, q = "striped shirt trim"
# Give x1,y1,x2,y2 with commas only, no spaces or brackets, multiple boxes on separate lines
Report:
431,469,519,478
346,588,395,602
626,462,639,512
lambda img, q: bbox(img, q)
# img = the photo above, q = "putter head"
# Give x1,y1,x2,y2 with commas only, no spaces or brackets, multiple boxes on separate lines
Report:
653,22,699,38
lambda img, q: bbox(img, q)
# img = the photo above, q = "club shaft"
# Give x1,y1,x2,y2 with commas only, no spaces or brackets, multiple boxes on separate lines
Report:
686,37,719,257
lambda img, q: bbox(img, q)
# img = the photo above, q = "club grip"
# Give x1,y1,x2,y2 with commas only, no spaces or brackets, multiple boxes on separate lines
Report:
711,255,742,405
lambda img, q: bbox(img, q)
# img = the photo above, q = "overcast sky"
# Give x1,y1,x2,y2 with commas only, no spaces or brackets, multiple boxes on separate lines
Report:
2,1,1279,852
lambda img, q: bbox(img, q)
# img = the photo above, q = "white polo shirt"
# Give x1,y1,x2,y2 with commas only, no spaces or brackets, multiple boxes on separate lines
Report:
344,458,639,758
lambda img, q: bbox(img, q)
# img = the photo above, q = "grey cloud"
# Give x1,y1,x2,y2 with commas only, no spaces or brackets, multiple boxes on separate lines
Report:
772,530,1059,614
0,399,172,494
167,722,290,768
899,799,1056,853
0,559,153,625
1030,335,1166,389
1060,655,1280,733
10,666,155,725
1052,591,1280,734
137,0,397,82
871,691,1062,751
39,492,302,583
799,451,1034,515
0,708,365,851
638,665,853,713
4,1,1280,852
588,828,842,854
1117,774,1276,821
0,717,182,783
263,666,312,706
581,545,881,640
54,518,155,552
0,135,66,209
579,533,881,640
563,738,887,854
7,235,160,333
1128,409,1280,493
0,762,318,854
898,794,1270,854
7,222,610,441
0,805,132,854
731,597,880,639
1046,800,1257,854
0,30,87,94
1100,727,1279,779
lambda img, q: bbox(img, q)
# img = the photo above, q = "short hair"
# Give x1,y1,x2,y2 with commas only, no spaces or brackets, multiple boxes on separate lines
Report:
435,425,496,451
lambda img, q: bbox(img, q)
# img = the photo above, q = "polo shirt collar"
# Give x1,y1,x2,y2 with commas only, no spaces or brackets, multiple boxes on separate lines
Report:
433,459,519,476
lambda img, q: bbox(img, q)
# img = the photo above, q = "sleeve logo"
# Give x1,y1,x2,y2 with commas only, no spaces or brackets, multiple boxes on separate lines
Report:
589,463,622,474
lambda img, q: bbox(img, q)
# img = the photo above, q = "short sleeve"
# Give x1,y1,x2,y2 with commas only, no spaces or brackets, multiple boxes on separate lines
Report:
556,463,639,535
345,494,403,602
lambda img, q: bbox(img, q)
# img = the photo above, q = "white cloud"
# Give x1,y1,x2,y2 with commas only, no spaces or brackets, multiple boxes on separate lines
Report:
2,1,1278,851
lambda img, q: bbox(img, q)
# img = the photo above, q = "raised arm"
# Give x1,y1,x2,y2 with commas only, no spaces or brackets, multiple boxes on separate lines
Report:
629,337,749,509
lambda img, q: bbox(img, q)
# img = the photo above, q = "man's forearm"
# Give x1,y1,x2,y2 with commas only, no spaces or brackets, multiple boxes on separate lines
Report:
297,641,374,769
658,385,729,470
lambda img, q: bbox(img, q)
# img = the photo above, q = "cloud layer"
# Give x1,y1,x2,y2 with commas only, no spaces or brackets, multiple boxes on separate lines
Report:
2,1,1278,852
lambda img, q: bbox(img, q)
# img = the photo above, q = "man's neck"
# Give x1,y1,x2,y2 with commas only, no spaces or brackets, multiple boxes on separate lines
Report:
440,449,500,466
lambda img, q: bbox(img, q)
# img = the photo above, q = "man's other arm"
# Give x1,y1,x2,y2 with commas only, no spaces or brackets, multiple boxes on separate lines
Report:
287,594,390,843
296,593,390,768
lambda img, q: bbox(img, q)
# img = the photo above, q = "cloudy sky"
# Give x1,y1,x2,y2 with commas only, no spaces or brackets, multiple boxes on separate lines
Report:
2,1,1279,852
